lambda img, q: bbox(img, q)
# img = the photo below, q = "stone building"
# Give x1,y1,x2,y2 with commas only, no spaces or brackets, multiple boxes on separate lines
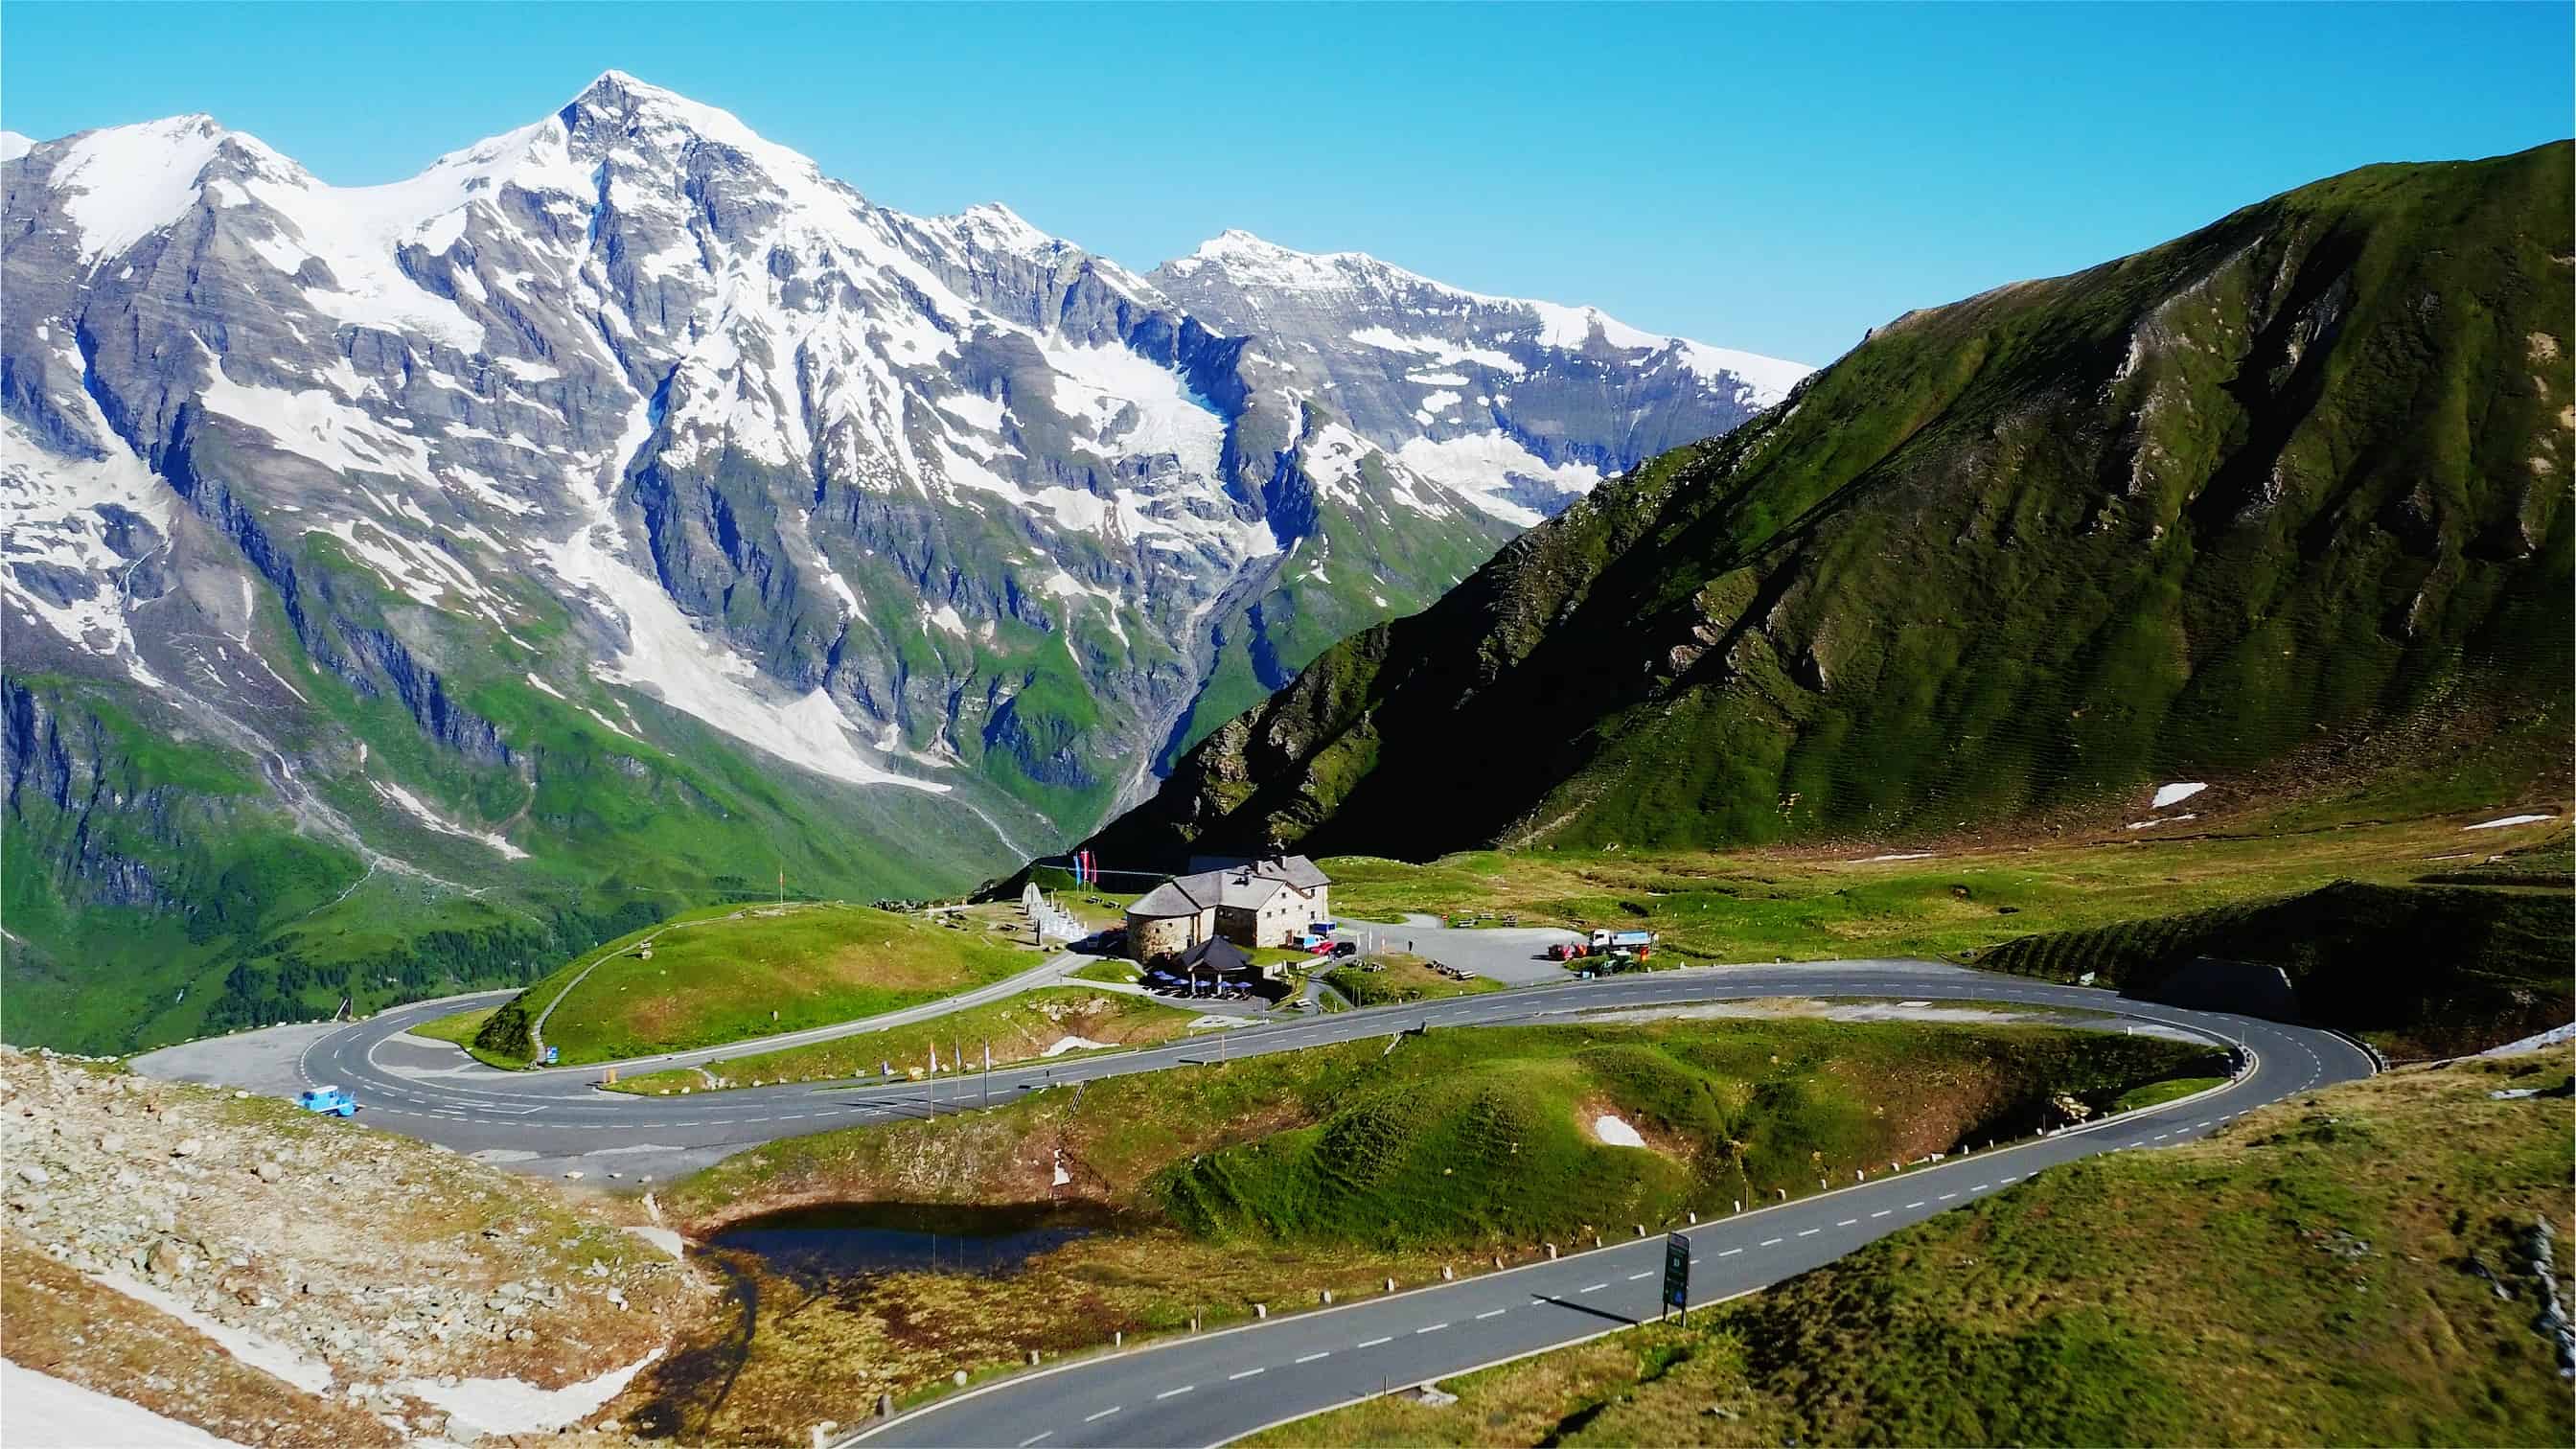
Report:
1123,856,1333,962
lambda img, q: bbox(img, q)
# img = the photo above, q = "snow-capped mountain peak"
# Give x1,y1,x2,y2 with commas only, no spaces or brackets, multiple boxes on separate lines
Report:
1169,227,1436,295
1,74,1795,946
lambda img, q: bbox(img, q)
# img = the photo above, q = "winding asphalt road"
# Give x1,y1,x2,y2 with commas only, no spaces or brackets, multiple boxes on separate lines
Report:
145,960,2374,1443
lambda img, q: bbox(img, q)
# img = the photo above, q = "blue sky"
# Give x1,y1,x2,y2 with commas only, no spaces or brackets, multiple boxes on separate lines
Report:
6,3,2566,365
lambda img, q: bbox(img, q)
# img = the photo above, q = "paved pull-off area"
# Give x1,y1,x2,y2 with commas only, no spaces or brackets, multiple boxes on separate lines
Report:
133,960,2373,1444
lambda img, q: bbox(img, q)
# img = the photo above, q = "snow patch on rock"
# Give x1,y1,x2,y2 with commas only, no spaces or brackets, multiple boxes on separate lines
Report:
2466,814,2554,830
1593,1113,1647,1149
401,1348,660,1439
1,1360,245,1449
93,1269,334,1394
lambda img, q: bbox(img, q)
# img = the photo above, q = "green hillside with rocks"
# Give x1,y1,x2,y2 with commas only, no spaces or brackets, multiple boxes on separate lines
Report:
1083,144,2574,867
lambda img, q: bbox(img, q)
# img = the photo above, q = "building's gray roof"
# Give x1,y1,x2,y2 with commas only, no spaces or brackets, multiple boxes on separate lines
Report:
1182,854,1332,891
1211,871,1286,909
1129,880,1211,918
1256,855,1331,890
1129,855,1328,920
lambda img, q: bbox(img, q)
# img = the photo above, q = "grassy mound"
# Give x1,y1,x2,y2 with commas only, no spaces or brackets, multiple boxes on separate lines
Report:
1976,880,2572,1058
1159,1025,2211,1248
604,987,1205,1092
473,902,1034,1066
1261,1053,2575,1448
674,1018,2213,1245
1322,953,1506,1006
405,1005,494,1046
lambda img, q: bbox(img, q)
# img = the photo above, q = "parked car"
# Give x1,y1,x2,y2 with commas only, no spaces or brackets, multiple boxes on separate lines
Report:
296,1086,359,1117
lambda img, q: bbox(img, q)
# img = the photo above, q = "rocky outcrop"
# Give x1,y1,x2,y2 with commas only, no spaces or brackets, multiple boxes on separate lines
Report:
0,1046,706,1440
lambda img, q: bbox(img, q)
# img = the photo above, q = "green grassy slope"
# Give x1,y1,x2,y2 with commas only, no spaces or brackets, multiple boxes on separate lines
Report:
1262,1053,2574,1449
1977,879,2572,1058
2,649,1001,1054
1084,144,2573,868
1300,819,2571,1059
470,901,1036,1066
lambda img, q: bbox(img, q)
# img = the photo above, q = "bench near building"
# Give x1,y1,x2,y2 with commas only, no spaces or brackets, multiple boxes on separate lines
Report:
1125,856,1332,961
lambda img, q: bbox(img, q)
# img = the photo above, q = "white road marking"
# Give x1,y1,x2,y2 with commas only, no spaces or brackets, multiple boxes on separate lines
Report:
1020,1434,1052,1446
1155,1386,1193,1400
1084,1408,1120,1422
1938,1193,1957,1201
1294,1351,1330,1364
1229,1368,1266,1380
1972,1184,1990,1191
1836,1219,1857,1227
1356,1336,1393,1347
1870,1210,1891,1219
1416,1322,1448,1334
1797,1228,1821,1237
1578,1282,1608,1293
1627,1271,1653,1280
1718,1248,1743,1257
1906,1202,1925,1209
1475,1308,1506,1320
1760,1237,1784,1247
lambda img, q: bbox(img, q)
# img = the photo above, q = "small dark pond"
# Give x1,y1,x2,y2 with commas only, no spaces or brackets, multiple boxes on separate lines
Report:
704,1201,1115,1281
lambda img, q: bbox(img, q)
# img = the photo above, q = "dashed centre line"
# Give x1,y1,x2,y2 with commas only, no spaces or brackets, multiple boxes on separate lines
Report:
1083,1407,1120,1422
1356,1336,1393,1347
1294,1351,1330,1364
1228,1368,1265,1381
1155,1385,1194,1400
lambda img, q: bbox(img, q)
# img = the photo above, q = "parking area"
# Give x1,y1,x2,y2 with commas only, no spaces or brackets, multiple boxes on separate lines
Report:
1332,913,1585,986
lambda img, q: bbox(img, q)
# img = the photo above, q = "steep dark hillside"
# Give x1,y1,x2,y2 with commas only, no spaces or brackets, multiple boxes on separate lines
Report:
1085,145,2574,866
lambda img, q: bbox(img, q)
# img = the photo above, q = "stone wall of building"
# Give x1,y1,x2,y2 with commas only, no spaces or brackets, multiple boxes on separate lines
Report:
1129,909,1208,962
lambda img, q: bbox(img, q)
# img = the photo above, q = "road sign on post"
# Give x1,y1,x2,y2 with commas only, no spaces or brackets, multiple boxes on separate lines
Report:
1663,1231,1690,1322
